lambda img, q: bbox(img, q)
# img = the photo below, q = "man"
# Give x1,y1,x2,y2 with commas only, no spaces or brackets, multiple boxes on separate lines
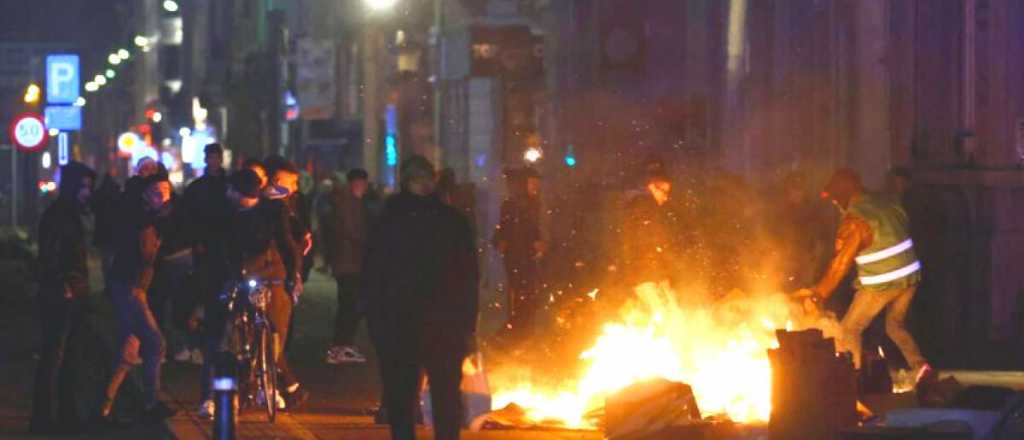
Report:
31,162,95,434
100,172,176,423
797,169,929,377
363,156,479,440
622,171,683,285
183,143,231,415
325,169,371,364
260,164,311,408
492,168,545,341
771,171,830,292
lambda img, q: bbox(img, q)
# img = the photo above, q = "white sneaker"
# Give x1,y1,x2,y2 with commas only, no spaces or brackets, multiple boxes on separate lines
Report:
173,348,192,362
326,346,366,364
198,399,215,419
190,349,204,365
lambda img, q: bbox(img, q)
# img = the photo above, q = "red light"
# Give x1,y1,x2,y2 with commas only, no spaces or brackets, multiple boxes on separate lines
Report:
145,108,157,119
136,124,151,135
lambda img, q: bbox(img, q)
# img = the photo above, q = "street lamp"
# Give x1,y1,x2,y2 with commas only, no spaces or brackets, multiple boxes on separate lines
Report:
85,82,99,92
365,0,397,12
94,75,107,86
74,97,86,107
117,49,130,59
108,53,122,65
106,69,116,79
163,0,179,12
134,35,149,47
23,83,40,104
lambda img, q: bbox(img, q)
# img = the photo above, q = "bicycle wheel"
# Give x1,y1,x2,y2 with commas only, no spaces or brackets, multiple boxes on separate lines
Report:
258,325,279,422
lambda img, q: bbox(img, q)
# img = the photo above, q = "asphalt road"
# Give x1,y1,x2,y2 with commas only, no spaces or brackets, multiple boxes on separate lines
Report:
0,266,599,440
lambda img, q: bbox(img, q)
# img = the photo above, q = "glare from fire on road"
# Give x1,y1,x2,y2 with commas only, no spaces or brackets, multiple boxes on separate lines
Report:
489,282,837,428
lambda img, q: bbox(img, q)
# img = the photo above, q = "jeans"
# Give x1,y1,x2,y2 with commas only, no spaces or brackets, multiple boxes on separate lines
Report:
333,274,362,346
378,351,464,440
106,282,166,408
31,294,85,428
838,286,927,371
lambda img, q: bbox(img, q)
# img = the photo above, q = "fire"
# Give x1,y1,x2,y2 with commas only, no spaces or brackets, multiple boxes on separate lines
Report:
491,282,806,429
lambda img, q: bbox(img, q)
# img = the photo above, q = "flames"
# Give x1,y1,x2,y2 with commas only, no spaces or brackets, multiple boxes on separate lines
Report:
490,282,821,429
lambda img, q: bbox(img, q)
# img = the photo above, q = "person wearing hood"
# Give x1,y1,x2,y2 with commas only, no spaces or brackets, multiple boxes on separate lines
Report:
362,155,479,440
99,172,177,423
31,162,96,435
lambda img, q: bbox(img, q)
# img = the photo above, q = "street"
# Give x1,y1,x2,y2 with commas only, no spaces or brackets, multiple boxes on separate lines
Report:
0,268,599,440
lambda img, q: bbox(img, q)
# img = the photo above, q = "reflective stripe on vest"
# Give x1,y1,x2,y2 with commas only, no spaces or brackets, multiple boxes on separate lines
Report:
859,260,921,286
855,238,914,265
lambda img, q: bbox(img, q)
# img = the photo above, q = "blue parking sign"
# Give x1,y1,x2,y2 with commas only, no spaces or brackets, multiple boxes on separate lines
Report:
46,54,80,104
45,105,82,131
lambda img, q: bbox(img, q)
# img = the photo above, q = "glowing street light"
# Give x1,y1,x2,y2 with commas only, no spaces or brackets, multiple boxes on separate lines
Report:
74,97,86,107
84,82,99,92
524,147,543,163
163,0,179,12
152,112,163,123
365,0,398,12
118,49,130,59
105,69,116,79
108,53,122,65
94,75,107,86
134,35,149,47
48,128,59,137
23,83,40,104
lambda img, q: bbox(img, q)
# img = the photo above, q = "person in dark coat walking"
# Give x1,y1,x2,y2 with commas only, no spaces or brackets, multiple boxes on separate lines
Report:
492,167,545,341
363,156,479,440
325,169,370,364
31,162,96,435
99,172,176,423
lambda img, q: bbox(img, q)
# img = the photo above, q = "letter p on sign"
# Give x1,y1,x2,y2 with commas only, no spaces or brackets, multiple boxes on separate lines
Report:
46,54,80,105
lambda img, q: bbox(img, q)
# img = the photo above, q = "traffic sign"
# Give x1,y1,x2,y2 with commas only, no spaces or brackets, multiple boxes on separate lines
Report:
44,105,82,131
46,54,80,105
8,113,47,152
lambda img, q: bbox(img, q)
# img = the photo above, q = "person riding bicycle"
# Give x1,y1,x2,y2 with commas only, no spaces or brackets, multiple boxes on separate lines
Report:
230,170,307,403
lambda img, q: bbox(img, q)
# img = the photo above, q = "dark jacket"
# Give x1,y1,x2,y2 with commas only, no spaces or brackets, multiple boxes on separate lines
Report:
109,198,172,292
183,171,231,250
226,199,301,283
329,187,368,276
91,173,122,248
37,163,95,299
492,195,542,263
362,193,479,361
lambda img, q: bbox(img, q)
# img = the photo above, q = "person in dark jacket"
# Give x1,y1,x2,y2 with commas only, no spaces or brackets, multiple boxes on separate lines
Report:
99,172,176,423
219,169,307,410
363,155,479,440
325,168,370,364
31,162,96,435
183,143,231,312
492,167,545,341
92,171,122,281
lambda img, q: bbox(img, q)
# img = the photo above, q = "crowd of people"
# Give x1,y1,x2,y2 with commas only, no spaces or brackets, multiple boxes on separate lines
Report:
29,139,933,438
30,144,479,440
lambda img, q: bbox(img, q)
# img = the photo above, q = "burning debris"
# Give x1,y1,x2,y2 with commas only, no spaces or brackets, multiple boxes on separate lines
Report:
486,281,842,431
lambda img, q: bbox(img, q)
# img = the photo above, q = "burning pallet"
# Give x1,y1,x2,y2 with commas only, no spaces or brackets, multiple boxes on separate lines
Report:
768,329,858,440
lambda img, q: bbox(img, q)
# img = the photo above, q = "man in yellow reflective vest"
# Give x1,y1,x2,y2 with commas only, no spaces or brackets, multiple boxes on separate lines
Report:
797,169,930,378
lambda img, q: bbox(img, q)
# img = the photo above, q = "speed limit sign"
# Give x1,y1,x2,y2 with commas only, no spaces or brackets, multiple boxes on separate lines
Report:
8,112,47,152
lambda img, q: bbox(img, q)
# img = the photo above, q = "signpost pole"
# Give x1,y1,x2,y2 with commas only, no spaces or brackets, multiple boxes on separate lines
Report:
10,145,16,228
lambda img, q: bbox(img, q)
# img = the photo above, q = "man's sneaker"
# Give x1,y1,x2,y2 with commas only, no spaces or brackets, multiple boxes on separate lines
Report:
326,346,366,364
189,349,204,365
198,400,215,420
173,348,192,362
283,385,310,411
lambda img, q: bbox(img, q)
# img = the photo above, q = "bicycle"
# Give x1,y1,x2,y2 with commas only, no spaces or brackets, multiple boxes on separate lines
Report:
221,277,280,422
